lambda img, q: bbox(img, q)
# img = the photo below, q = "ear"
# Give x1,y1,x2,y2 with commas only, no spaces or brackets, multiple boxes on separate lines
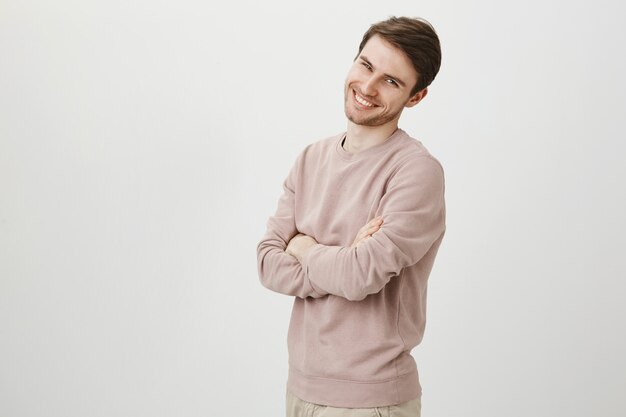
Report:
405,88,428,108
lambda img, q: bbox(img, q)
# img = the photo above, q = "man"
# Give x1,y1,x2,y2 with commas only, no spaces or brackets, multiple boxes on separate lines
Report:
257,16,445,417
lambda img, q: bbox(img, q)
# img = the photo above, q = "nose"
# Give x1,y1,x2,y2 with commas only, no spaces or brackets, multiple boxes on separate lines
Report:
361,75,377,97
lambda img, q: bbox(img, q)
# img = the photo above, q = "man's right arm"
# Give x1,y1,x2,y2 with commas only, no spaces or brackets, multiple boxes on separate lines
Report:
256,154,327,299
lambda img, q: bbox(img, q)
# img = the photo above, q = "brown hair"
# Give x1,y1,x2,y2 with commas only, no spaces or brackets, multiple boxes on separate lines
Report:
357,16,442,95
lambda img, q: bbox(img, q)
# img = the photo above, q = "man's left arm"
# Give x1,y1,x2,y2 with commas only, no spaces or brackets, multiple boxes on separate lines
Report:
291,156,446,302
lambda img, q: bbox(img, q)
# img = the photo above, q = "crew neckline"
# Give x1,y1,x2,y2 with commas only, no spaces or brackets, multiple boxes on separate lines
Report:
335,128,406,161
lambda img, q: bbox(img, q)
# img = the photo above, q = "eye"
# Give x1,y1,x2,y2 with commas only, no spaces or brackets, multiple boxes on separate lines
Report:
386,78,399,87
361,62,372,70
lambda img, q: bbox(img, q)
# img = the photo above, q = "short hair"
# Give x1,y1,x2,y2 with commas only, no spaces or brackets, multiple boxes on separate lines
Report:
357,16,442,95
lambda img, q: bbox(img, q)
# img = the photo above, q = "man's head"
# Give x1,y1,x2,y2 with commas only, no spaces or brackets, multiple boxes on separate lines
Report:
357,17,441,96
344,17,441,128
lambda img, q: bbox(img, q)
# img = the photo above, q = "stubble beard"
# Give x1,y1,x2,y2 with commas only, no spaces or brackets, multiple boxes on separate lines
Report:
344,88,403,127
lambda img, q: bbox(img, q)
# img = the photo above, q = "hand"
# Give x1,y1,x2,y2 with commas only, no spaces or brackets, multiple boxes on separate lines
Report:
286,233,318,263
351,216,383,248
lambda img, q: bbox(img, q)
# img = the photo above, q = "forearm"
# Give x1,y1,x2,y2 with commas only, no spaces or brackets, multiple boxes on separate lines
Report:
299,236,408,302
257,238,326,299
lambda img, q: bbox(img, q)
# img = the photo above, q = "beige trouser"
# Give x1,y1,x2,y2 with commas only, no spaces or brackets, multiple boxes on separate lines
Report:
286,389,421,417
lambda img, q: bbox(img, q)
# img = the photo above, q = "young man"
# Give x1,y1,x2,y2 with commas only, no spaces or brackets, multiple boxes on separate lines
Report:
257,17,445,417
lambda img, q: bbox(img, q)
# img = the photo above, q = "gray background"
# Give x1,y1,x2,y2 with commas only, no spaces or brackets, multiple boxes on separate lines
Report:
1,0,625,416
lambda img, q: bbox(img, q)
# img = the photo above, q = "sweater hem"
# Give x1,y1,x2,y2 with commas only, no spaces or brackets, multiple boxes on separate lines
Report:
287,366,421,408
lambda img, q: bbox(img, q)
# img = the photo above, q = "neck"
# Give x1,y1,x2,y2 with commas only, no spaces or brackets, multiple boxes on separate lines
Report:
343,120,399,154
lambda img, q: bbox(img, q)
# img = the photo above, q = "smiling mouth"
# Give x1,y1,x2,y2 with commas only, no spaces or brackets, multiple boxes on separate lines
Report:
354,90,376,108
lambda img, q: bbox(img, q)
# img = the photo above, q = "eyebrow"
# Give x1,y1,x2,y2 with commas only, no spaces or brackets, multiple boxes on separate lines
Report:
359,55,407,87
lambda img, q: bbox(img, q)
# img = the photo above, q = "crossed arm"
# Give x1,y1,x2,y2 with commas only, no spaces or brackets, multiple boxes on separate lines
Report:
256,206,384,300
285,217,384,263
257,154,445,301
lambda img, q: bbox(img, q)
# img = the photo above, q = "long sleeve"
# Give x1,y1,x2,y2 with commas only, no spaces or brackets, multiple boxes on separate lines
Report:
300,155,446,302
257,153,327,299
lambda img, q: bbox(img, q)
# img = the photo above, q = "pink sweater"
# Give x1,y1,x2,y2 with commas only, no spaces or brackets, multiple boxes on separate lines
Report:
257,128,446,407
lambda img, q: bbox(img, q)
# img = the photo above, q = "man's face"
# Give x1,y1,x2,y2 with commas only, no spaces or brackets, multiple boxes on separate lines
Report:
344,35,426,127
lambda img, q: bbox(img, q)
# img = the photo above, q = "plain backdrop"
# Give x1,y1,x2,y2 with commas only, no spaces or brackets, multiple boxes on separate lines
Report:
1,1,625,416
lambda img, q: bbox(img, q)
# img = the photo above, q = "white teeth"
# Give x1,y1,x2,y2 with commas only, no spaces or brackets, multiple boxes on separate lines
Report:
355,93,374,107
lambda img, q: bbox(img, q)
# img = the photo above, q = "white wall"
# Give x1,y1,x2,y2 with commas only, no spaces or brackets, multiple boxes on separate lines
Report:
1,1,624,416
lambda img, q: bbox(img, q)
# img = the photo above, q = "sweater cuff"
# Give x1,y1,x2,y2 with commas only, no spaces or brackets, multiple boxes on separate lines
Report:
301,244,325,297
